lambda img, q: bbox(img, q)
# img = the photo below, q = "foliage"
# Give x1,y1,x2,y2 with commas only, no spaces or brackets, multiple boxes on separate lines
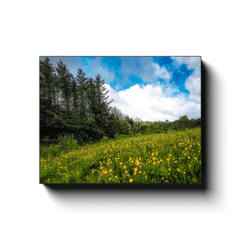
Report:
57,134,78,151
40,144,61,159
153,129,164,134
99,136,110,143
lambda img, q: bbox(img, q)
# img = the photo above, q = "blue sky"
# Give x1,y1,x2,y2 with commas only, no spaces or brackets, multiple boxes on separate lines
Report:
40,56,201,122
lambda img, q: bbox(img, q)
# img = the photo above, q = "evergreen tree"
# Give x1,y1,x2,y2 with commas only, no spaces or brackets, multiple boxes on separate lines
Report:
69,77,80,125
52,72,60,106
94,74,113,130
76,69,88,121
40,57,57,139
40,57,56,107
86,77,98,121
71,77,78,110
55,61,72,111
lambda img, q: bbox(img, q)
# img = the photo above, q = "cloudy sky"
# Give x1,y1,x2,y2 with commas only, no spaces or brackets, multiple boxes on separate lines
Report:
40,56,201,122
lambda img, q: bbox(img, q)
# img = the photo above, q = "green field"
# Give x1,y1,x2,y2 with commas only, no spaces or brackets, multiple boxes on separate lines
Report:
40,127,201,184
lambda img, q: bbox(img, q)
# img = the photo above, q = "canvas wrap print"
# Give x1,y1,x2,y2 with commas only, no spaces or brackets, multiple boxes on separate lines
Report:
40,56,201,184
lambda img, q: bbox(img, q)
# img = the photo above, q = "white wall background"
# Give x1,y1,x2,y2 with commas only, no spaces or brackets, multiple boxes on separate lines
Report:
1,0,239,239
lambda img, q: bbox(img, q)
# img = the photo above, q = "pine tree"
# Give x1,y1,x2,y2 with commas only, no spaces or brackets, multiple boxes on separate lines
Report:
55,60,72,111
52,72,59,105
86,77,98,121
69,77,79,125
71,77,78,110
76,69,88,122
40,57,57,139
94,74,113,130
40,57,56,107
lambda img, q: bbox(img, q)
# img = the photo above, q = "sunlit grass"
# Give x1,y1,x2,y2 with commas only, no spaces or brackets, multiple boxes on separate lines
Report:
40,127,201,184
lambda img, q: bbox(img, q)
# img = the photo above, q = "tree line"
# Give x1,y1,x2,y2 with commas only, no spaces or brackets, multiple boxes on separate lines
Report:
40,57,201,145
40,57,134,144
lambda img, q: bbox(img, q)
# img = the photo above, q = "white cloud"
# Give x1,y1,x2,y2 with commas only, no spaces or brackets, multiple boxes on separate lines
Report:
106,83,200,122
141,62,172,83
105,83,126,106
120,57,172,85
172,57,200,71
185,75,201,101
85,58,115,83
172,57,201,102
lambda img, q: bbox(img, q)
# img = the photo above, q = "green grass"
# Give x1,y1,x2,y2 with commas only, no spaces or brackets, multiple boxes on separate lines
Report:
40,127,201,184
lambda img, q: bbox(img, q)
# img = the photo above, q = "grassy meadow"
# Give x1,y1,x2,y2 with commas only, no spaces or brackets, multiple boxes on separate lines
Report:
40,127,201,184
